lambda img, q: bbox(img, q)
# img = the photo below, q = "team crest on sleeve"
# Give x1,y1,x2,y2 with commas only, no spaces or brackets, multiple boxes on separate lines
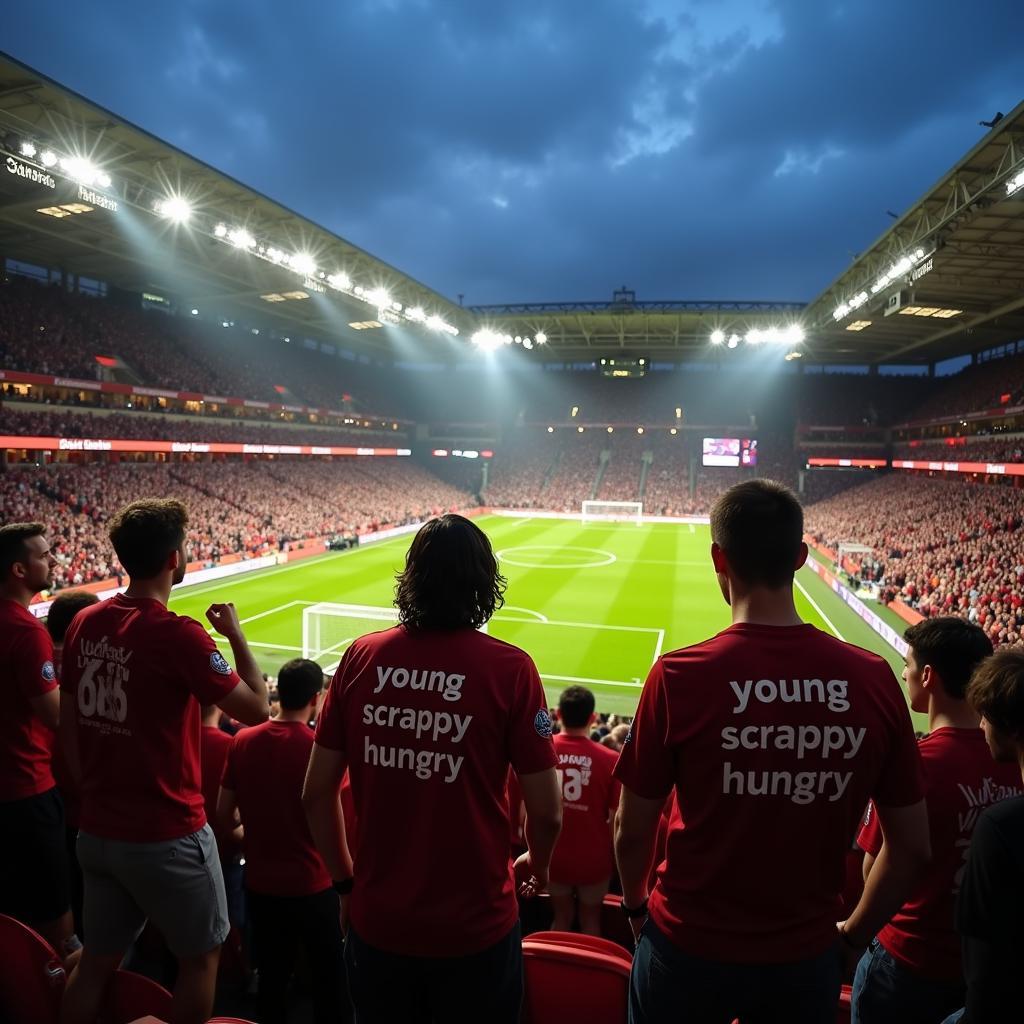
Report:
624,726,633,745
41,661,56,683
210,651,232,675
534,709,553,738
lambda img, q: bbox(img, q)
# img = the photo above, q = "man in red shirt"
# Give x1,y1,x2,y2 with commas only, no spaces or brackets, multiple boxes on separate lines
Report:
303,514,561,1024
549,685,621,935
852,617,1022,1024
0,523,79,961
58,499,269,1024
219,658,349,1024
614,480,931,1024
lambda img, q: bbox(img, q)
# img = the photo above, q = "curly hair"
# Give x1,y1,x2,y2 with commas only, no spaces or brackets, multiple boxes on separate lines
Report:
394,514,506,630
108,499,189,580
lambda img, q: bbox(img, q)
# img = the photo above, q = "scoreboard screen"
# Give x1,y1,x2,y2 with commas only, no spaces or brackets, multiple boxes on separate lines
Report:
702,437,758,468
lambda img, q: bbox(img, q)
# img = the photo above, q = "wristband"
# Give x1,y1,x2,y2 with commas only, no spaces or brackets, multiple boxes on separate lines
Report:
333,877,354,896
620,897,649,919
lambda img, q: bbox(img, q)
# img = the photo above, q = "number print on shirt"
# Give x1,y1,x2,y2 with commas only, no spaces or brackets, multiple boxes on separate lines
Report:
557,766,590,803
77,637,132,724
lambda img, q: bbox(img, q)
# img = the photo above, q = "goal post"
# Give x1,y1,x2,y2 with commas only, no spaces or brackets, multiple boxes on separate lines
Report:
302,602,399,673
581,500,643,525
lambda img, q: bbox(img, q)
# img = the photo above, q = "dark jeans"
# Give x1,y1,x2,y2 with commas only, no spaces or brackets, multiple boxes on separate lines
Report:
248,887,350,1024
343,922,522,1024
851,939,965,1024
630,920,842,1024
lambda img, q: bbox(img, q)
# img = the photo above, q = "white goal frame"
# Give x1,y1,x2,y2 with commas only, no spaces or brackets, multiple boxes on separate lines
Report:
302,602,400,669
581,500,643,525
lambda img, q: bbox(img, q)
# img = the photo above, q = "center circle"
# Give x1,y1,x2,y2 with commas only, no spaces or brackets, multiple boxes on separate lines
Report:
495,545,617,569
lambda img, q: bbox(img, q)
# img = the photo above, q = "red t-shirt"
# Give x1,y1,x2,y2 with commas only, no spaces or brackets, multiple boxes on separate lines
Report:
200,725,235,857
0,599,58,801
858,726,1024,979
222,719,331,897
550,734,620,885
314,624,557,956
614,622,924,963
60,595,241,842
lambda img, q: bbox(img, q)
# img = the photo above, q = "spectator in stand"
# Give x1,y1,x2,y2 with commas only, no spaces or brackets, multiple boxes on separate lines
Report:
200,704,244,930
943,649,1024,1024
46,590,101,938
58,499,269,1024
614,480,931,1024
0,524,81,962
852,618,1022,1024
218,658,349,1024
549,685,621,935
303,514,561,1024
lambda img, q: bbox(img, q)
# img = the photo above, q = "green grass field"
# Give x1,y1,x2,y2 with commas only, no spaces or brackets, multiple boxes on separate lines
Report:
168,515,921,728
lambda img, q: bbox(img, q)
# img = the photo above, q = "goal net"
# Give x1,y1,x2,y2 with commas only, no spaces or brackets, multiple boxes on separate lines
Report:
302,602,399,673
581,500,643,525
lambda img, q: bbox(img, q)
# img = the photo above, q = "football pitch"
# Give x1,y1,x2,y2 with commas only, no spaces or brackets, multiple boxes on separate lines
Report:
168,515,920,726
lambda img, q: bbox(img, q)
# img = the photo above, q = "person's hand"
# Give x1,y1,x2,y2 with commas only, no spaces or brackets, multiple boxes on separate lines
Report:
206,603,243,640
836,920,868,975
513,852,548,898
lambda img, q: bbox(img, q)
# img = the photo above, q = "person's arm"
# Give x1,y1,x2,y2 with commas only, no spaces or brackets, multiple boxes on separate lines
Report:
29,688,60,731
216,785,243,838
862,850,877,884
839,799,930,951
513,767,561,895
614,786,666,935
301,743,354,883
206,603,268,725
58,690,81,787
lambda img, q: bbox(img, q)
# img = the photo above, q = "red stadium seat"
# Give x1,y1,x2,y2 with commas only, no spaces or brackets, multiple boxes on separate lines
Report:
208,1018,259,1023
527,929,633,960
521,935,631,1024
0,913,66,1024
98,968,173,1024
837,983,852,1024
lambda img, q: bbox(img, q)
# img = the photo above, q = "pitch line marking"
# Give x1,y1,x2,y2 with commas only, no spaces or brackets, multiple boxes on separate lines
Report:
794,578,846,642
495,606,549,622
204,599,308,635
542,673,643,689
496,545,617,569
213,638,303,653
496,615,661,635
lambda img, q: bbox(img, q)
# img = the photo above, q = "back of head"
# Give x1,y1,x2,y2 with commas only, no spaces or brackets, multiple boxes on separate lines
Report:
277,658,325,711
710,480,804,589
395,514,506,630
968,647,1024,741
46,590,101,643
108,499,188,580
904,616,994,700
558,685,596,729
0,522,45,583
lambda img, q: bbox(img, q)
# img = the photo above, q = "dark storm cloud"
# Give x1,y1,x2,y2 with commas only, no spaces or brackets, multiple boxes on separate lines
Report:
2,0,1020,305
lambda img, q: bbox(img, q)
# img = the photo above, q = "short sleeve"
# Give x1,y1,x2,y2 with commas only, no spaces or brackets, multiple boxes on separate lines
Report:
178,617,243,705
613,660,674,799
221,737,239,791
869,667,925,808
14,621,58,701
857,800,882,856
506,655,557,776
313,645,354,754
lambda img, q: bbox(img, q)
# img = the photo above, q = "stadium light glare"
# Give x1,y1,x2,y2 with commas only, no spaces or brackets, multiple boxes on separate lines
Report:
407,306,426,321
607,426,614,433
426,314,444,331
59,156,103,187
40,149,57,168
1006,169,1024,196
190,308,199,316
97,172,112,189
727,335,739,349
154,196,193,224
20,142,36,159
471,328,503,352
535,331,547,345
523,338,533,350
228,228,256,250
214,223,228,238
710,329,725,345
637,427,644,434
291,253,317,277
670,427,678,435
577,426,584,433
547,426,554,433
367,287,391,309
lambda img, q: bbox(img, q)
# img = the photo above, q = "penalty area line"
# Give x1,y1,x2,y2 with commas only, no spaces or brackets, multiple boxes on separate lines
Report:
541,673,643,689
794,578,846,642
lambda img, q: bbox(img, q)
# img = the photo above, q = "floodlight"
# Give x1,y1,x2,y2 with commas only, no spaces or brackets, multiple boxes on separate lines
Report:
670,428,678,435
97,173,111,189
514,336,522,344
407,306,426,321
547,426,554,433
228,228,255,249
675,407,682,418
471,329,503,352
577,426,584,433
727,335,739,349
367,287,391,309
710,329,725,345
607,426,614,433
392,302,403,312
40,150,57,167
291,253,317,277
1007,170,1024,196
20,142,36,159
214,223,228,238
426,315,444,331
155,196,193,224
535,331,547,345
637,427,644,434
190,308,199,316
328,271,351,290
523,338,533,350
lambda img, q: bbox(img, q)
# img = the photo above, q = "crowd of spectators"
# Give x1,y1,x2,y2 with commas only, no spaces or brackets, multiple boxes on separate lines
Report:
805,474,1024,645
905,351,1024,423
893,439,1024,464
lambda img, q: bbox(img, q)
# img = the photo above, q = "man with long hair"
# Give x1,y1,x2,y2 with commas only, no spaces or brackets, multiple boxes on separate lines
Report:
304,514,560,1023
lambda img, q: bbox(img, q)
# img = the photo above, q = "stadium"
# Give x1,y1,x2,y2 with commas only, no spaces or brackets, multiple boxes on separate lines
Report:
1,31,1023,1024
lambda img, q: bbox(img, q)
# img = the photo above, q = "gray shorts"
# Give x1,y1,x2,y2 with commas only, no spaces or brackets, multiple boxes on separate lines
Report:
77,824,229,958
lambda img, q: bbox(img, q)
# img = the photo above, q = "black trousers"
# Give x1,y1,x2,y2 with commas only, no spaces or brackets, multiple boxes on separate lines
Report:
247,887,350,1024
343,922,522,1024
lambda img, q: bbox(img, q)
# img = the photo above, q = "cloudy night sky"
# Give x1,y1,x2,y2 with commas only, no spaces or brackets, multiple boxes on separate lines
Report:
4,1,1020,306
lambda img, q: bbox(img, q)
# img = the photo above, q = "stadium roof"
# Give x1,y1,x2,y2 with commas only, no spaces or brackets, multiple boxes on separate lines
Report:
0,53,470,350
802,99,1024,366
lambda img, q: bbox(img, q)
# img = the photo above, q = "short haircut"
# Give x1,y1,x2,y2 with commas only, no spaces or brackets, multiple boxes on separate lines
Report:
108,499,188,580
904,617,994,700
710,480,804,589
967,648,1024,740
0,522,45,579
46,591,100,643
558,685,596,728
394,514,506,630
277,658,325,710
